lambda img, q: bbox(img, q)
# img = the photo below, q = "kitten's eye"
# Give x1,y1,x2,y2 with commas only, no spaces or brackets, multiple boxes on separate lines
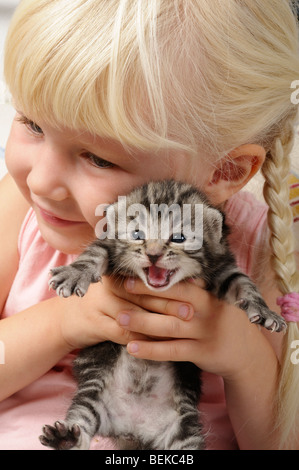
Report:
170,233,186,243
82,153,115,169
131,229,146,240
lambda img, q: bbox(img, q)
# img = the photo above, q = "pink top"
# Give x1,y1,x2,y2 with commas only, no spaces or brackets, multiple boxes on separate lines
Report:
0,191,268,450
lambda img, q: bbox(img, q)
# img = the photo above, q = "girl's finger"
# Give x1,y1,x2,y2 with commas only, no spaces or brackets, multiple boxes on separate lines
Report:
81,313,147,347
124,277,225,319
130,296,193,320
124,278,207,303
117,309,199,339
105,276,194,320
126,338,200,362
125,278,195,300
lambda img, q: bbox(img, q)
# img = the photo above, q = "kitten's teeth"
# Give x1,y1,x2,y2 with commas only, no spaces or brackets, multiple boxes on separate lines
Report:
144,266,179,288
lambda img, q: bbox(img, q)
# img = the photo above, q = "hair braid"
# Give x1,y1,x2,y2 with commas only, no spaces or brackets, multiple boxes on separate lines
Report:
262,113,299,449
262,117,299,294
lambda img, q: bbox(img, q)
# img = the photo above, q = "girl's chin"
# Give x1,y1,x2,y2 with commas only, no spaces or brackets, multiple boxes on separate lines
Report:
37,218,94,255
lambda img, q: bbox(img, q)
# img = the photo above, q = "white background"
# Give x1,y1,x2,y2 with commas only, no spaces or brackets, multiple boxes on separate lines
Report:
0,3,17,151
0,3,18,178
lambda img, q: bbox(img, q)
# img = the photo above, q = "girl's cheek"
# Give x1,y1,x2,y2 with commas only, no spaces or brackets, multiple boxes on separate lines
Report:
6,123,26,172
5,137,32,200
5,140,19,178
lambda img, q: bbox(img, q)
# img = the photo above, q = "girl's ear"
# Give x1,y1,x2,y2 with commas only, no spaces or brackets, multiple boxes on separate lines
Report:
204,144,266,205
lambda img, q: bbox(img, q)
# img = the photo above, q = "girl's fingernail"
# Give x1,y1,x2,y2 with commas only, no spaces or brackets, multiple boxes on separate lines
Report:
126,278,135,291
128,342,139,354
119,313,130,326
179,304,190,319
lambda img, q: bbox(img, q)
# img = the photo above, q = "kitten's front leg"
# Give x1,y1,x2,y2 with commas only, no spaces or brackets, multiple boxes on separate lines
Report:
49,242,109,298
219,271,287,332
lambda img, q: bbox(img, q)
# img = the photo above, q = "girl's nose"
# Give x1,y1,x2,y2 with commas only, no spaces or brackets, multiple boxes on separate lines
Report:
26,147,70,201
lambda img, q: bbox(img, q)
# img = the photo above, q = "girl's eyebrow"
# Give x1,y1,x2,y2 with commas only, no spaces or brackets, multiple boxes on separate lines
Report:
15,110,34,121
15,108,27,115
15,110,25,117
82,139,141,164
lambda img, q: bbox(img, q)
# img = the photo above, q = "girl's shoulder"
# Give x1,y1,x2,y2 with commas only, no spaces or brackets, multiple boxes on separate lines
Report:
2,202,75,319
224,190,268,278
225,190,267,227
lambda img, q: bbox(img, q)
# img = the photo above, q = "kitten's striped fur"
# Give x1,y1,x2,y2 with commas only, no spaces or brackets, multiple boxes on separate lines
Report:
40,180,286,450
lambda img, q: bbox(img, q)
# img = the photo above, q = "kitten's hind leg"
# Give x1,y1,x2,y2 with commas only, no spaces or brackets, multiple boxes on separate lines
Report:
166,409,205,450
156,363,204,450
150,394,204,450
40,343,122,450
39,385,102,450
39,421,90,450
49,243,108,297
219,271,287,332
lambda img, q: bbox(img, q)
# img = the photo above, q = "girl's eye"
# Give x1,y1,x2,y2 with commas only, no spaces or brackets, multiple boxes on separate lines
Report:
17,115,44,136
82,153,115,169
29,121,43,135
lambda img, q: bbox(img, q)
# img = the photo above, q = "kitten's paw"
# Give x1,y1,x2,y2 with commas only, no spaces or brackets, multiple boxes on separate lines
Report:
238,299,287,332
39,421,81,450
49,265,101,297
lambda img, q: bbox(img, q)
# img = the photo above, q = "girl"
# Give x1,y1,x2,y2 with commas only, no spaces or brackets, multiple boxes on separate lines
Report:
0,0,298,450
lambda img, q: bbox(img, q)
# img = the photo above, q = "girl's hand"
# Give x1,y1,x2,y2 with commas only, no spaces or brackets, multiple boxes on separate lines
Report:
117,278,272,381
57,275,195,352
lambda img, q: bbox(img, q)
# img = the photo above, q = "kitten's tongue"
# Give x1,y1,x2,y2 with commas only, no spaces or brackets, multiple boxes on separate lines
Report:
147,265,169,287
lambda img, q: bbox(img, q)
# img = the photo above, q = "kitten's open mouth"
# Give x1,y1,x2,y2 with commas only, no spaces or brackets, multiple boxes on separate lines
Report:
144,266,178,288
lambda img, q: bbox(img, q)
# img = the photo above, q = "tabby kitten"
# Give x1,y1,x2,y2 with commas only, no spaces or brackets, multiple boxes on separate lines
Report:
39,180,286,450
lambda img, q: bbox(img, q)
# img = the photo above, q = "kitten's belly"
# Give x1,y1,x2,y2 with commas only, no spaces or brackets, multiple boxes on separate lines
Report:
99,347,178,440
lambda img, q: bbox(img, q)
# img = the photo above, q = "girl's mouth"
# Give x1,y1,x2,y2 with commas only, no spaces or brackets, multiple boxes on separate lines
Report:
144,266,178,288
37,205,85,228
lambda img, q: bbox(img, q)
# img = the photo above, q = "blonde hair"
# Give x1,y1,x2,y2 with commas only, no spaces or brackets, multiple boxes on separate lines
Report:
4,0,299,448
262,112,299,448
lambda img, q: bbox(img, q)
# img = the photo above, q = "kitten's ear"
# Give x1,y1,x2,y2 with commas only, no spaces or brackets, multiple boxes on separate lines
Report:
203,206,224,244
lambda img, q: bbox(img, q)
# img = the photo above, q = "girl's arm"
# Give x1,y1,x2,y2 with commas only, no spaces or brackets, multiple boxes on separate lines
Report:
0,297,74,401
224,283,285,450
0,174,30,312
0,175,70,399
223,322,281,450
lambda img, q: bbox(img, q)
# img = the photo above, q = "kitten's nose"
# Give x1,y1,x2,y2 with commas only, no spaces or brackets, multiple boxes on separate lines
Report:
146,241,164,265
147,254,162,265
